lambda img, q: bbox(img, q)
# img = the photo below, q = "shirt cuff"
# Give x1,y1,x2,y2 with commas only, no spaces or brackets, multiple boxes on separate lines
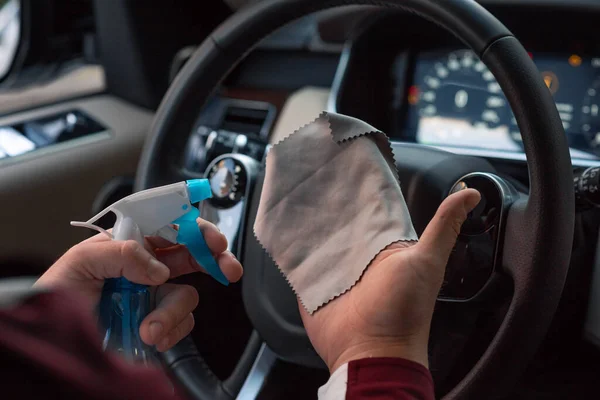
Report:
318,358,435,400
318,363,348,399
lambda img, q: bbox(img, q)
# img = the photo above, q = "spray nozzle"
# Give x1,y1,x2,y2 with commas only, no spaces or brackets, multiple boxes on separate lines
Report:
187,179,213,203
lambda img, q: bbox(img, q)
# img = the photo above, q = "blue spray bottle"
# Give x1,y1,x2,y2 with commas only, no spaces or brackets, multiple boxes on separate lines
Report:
71,180,227,364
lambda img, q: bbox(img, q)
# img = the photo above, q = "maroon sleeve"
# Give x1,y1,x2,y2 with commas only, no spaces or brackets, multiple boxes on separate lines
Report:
346,358,435,400
0,289,186,400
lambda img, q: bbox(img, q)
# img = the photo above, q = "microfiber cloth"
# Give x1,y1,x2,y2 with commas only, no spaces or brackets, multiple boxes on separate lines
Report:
254,112,418,314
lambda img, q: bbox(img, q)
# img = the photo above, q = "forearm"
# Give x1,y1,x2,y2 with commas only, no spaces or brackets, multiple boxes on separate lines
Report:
0,286,183,400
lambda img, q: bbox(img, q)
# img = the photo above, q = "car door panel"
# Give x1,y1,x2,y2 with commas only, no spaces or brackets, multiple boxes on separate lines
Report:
0,95,152,276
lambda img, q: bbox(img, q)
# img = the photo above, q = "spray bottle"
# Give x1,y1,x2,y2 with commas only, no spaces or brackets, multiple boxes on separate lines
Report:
71,179,227,364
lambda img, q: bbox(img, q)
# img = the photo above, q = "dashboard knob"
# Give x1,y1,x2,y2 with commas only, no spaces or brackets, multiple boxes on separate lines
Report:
575,166,600,208
206,156,247,208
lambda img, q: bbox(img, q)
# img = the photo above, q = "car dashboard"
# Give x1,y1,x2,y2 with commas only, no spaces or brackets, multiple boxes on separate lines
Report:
329,4,600,168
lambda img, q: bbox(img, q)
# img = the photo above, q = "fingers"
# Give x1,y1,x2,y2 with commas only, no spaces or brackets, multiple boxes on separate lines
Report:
71,240,170,285
156,314,195,352
417,188,481,264
81,229,173,249
147,219,226,254
145,234,179,250
152,219,242,281
155,246,243,282
216,251,244,282
80,229,112,244
139,283,199,349
82,219,227,254
194,219,241,281
196,218,228,254
75,218,242,282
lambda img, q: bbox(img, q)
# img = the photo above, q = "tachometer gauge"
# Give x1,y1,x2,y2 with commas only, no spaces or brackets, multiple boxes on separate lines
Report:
581,77,600,152
417,50,508,129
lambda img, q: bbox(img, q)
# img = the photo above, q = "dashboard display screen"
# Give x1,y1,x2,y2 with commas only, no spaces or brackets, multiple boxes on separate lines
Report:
403,50,600,161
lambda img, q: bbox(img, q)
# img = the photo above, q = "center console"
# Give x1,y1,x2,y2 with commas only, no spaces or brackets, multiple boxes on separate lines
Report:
184,97,275,256
183,97,275,174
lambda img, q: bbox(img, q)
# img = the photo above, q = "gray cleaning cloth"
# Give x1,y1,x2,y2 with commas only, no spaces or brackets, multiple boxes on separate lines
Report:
254,112,418,314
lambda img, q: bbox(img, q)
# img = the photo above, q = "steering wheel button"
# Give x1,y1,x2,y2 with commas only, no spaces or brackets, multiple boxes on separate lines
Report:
450,180,468,194
452,175,502,236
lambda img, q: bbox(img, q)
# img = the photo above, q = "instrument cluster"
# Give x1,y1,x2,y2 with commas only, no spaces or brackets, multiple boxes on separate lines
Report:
399,50,600,163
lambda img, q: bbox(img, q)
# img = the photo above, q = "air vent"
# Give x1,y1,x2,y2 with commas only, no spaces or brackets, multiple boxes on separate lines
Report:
220,106,270,134
216,99,276,138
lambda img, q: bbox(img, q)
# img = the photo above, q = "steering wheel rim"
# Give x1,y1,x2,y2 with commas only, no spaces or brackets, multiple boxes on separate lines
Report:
136,1,575,399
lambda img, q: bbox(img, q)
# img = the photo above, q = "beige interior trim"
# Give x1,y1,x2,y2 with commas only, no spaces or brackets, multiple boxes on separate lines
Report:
0,65,106,115
269,87,330,144
0,95,152,269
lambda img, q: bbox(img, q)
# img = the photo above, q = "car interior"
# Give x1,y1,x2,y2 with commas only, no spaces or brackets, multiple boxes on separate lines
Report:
1,0,599,399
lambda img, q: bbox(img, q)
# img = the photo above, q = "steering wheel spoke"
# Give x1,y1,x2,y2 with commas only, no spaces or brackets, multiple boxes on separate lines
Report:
437,173,519,303
162,330,272,400
500,197,533,285
500,193,571,297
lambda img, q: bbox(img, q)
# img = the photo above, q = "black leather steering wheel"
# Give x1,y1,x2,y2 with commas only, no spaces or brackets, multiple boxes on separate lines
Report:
136,0,575,399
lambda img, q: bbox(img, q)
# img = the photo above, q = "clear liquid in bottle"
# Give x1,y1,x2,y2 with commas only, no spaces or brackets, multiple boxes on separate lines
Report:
98,277,158,365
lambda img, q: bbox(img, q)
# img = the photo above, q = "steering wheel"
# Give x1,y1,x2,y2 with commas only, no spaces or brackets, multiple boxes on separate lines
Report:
136,0,575,399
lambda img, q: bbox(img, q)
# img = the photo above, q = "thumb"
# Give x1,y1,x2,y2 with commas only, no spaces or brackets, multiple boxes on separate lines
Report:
417,188,481,264
72,240,171,285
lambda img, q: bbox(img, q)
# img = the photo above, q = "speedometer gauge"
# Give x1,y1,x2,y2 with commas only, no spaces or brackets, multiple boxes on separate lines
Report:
413,50,519,152
404,50,600,161
418,50,507,128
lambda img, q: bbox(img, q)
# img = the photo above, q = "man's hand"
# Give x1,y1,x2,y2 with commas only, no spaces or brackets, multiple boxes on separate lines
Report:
300,188,480,372
35,219,243,352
